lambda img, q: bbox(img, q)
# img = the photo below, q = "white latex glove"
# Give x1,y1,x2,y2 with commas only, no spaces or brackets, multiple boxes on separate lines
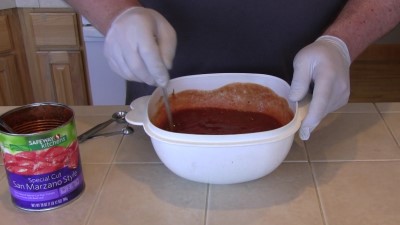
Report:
289,35,351,140
104,7,177,87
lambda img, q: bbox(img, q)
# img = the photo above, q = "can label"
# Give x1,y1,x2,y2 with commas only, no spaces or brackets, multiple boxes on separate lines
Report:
0,103,85,211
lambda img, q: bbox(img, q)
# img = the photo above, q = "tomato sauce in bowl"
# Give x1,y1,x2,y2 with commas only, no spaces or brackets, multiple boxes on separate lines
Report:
158,107,282,134
152,82,294,135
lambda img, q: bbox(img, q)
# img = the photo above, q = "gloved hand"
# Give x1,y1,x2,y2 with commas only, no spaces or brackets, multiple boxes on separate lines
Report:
104,7,177,87
289,35,351,140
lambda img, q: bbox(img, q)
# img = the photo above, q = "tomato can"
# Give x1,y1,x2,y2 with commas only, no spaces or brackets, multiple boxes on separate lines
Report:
0,103,85,211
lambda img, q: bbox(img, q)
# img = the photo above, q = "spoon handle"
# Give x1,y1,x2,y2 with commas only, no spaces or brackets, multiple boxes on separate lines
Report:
0,119,15,133
89,130,123,138
77,119,114,143
79,127,134,143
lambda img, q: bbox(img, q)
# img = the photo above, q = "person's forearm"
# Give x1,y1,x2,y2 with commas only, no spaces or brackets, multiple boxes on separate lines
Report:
65,0,141,34
324,0,400,61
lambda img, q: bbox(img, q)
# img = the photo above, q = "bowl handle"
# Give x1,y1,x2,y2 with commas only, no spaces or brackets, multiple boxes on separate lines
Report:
126,96,151,126
297,93,311,122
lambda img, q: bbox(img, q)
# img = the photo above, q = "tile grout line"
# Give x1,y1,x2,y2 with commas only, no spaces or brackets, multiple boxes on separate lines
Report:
0,171,5,182
112,161,163,165
83,162,113,225
303,140,328,225
373,103,400,148
204,184,210,225
310,159,400,163
309,163,328,225
83,135,125,225
81,161,163,165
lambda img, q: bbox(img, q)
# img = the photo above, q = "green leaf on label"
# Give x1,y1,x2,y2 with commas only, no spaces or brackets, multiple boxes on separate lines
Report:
9,144,31,152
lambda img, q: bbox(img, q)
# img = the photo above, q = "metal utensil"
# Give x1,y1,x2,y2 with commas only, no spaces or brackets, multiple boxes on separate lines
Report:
162,87,174,130
0,118,15,133
77,111,127,143
79,126,134,143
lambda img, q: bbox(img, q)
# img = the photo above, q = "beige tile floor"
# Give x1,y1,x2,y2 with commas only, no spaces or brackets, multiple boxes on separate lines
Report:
0,103,399,225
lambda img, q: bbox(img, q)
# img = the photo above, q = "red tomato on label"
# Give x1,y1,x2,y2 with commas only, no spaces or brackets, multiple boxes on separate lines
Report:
6,165,34,175
66,141,80,169
3,141,80,175
14,151,36,162
38,146,69,164
3,152,17,165
33,161,63,175
3,152,36,175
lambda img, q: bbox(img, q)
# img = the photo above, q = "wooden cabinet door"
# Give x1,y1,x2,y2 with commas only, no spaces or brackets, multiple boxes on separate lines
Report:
36,51,89,105
0,55,27,105
17,8,90,105
0,14,13,53
0,9,34,106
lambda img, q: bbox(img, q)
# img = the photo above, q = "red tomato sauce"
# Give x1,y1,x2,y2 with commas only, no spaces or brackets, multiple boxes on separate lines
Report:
151,82,294,135
159,107,283,134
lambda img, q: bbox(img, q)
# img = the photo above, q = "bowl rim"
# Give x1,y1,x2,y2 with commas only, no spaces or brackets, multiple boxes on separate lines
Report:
143,108,301,146
142,73,302,146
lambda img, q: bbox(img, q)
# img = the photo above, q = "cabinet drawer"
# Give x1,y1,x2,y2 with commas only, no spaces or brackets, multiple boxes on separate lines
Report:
30,12,80,49
0,15,13,53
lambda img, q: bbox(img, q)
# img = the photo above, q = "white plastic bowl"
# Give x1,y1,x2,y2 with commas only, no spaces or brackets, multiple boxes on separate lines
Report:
126,73,304,184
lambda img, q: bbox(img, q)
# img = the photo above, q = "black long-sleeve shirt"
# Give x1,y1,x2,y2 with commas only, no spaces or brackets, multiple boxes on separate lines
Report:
126,0,347,103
